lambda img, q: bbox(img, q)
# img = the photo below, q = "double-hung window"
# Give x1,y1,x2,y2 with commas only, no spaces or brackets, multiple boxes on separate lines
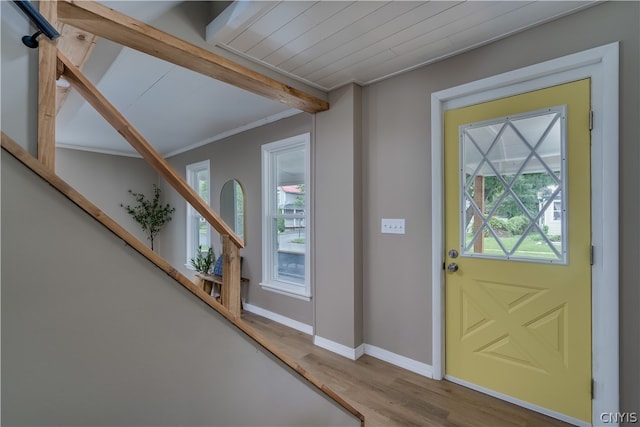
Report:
186,160,210,267
261,133,311,300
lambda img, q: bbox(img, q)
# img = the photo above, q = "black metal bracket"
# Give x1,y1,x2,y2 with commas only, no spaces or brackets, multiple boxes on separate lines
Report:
13,0,60,49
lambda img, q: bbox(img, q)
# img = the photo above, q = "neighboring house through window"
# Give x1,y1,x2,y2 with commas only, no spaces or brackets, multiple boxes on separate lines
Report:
540,188,563,236
261,133,311,300
186,160,210,267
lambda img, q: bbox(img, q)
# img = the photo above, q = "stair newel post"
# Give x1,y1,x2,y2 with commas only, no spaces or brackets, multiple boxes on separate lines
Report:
221,234,241,317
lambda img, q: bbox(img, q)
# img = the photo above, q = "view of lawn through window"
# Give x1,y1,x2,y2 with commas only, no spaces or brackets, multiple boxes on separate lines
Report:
461,108,566,262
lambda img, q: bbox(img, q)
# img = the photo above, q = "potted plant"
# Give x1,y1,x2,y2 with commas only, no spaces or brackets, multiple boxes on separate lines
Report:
121,184,175,251
190,245,217,294
190,245,215,275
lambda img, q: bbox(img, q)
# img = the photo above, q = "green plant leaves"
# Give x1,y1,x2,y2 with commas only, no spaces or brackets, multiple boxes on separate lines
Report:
121,184,175,250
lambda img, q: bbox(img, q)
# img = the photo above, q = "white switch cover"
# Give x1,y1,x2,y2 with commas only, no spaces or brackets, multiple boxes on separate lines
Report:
381,218,405,234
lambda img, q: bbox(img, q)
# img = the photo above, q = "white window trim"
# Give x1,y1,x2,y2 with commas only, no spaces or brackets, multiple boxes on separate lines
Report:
431,43,619,426
185,160,210,269
261,133,311,300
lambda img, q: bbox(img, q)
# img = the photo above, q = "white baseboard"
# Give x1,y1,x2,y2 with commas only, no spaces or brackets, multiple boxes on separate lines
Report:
243,303,313,335
364,344,433,378
245,305,433,377
313,335,365,360
313,337,433,377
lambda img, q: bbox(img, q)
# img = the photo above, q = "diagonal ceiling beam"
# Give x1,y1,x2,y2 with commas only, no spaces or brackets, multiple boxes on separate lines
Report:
57,50,244,248
56,0,329,114
56,23,97,113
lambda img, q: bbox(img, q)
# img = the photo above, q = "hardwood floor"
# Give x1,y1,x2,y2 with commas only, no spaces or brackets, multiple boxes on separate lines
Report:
241,311,573,427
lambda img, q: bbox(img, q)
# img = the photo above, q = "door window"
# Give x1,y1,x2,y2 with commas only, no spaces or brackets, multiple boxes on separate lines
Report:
460,107,566,263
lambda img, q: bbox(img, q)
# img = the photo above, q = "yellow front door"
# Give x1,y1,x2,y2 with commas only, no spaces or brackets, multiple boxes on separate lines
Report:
444,79,591,423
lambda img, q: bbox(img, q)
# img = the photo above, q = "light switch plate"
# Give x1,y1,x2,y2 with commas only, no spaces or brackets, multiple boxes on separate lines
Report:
381,218,405,234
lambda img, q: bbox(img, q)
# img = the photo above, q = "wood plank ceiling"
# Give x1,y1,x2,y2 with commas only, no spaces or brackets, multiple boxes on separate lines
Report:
207,1,598,91
54,0,599,157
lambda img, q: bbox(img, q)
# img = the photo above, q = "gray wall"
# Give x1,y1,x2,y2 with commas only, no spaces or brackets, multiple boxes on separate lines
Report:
163,113,314,326
315,84,364,348
362,69,434,363
361,0,639,415
1,151,360,427
56,148,159,247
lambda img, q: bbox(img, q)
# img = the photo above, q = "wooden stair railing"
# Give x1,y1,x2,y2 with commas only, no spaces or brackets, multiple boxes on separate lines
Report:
1,133,365,426
56,49,245,316
56,50,242,247
34,0,330,317
1,131,224,314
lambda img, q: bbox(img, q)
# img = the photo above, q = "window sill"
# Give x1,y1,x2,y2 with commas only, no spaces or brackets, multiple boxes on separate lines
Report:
259,282,311,301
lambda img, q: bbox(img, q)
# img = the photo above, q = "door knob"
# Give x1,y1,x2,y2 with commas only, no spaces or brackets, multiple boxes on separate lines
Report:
447,263,459,273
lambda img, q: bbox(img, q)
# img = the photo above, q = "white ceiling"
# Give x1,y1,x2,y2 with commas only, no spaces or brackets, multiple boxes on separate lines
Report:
56,1,598,158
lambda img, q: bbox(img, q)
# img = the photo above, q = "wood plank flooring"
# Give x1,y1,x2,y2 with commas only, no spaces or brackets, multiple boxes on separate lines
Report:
241,311,573,427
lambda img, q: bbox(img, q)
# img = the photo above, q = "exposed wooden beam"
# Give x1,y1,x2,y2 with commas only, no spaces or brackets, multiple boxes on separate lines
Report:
56,0,329,114
57,50,244,248
38,0,58,171
56,23,97,113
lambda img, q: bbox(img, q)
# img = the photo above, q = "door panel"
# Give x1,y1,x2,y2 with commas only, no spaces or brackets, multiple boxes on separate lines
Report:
444,79,591,423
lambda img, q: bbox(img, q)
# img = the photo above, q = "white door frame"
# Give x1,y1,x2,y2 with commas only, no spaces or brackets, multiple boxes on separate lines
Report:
431,43,619,426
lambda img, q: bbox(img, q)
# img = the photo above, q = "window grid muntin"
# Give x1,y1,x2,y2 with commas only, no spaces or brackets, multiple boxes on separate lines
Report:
459,106,568,264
